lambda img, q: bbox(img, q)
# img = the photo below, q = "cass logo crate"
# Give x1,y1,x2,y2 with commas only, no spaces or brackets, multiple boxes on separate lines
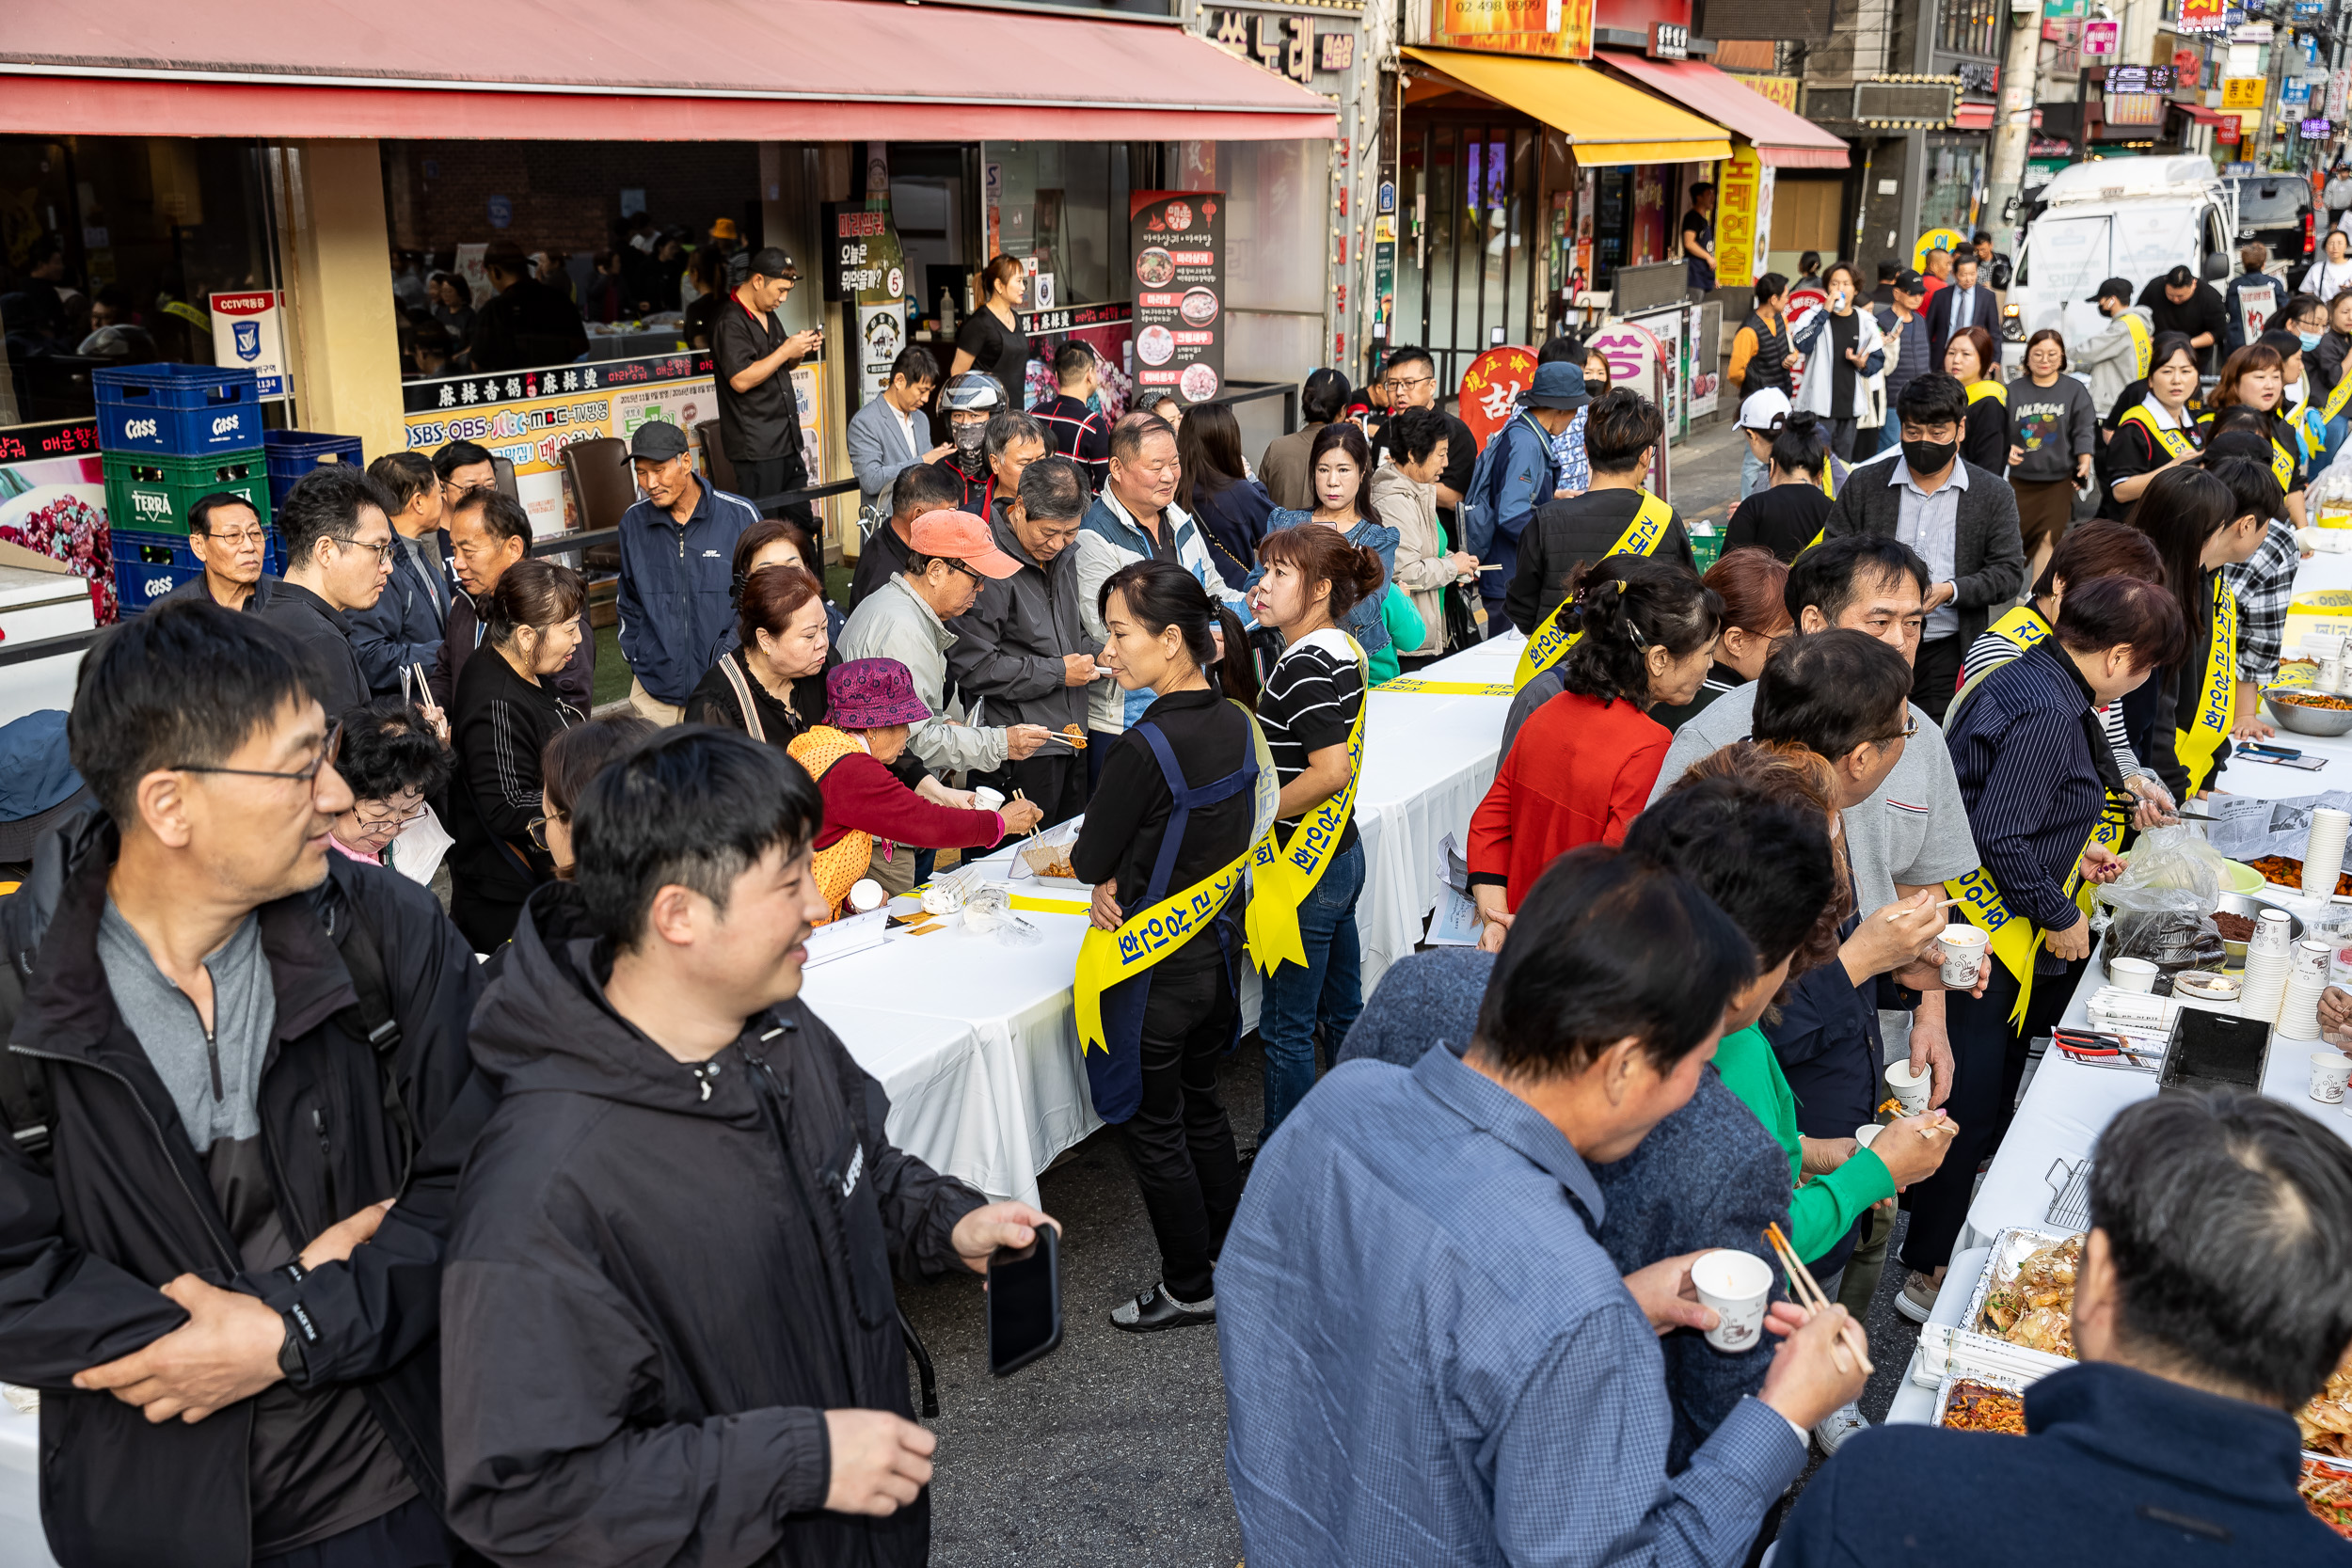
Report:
93,365,263,456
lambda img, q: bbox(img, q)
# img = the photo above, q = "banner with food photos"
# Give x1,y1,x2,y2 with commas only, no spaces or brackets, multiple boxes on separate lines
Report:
1130,191,1226,406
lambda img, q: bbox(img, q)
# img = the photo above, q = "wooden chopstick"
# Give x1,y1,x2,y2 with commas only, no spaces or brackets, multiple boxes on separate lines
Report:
1765,1222,1875,1376
1012,788,1038,840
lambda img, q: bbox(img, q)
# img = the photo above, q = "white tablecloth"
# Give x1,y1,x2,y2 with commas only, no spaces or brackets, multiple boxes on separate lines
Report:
0,1401,47,1568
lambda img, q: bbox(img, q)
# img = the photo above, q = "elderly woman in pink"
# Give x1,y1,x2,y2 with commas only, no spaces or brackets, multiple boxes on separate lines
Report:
326,700,451,880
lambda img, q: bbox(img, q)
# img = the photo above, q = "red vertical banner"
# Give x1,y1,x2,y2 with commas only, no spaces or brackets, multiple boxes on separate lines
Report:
1131,192,1226,405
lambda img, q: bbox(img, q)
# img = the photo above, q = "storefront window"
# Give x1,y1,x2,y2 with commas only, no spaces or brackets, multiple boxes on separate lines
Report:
1214,138,1329,386
0,135,278,430
982,141,1126,307
1920,139,1986,236
1395,120,1542,388
1937,0,1998,56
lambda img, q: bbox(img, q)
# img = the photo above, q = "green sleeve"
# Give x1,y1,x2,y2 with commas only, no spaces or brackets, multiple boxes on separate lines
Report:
1789,1147,1897,1265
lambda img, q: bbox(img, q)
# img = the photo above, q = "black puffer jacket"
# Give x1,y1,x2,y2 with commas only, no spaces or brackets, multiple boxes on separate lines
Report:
440,888,988,1567
0,812,485,1568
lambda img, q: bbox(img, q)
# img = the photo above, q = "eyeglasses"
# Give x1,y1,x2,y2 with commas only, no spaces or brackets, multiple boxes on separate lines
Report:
337,535,397,565
1383,373,1435,391
350,799,429,833
525,810,565,851
1870,716,1921,748
206,528,269,547
175,721,343,784
943,560,988,587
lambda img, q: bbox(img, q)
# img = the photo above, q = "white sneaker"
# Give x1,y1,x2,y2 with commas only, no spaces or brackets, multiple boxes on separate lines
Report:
1894,1271,1941,1324
1812,1402,1868,1455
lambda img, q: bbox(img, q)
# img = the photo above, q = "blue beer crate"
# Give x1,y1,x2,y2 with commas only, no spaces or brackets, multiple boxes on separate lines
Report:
264,430,366,508
110,556,205,615
93,364,263,457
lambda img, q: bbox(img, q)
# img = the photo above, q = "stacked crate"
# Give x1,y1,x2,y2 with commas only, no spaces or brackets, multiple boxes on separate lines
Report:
95,365,271,615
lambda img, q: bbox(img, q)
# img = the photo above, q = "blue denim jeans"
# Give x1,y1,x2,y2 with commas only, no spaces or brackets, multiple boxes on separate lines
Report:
1257,839,1367,1142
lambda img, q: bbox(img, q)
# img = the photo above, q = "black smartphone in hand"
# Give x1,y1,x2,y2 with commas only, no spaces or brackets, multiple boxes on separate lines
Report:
986,1224,1062,1376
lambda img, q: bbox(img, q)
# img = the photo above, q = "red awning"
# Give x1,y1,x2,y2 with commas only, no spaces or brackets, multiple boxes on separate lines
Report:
1951,101,1996,131
0,0,1336,142
2176,103,2237,127
1596,52,1850,168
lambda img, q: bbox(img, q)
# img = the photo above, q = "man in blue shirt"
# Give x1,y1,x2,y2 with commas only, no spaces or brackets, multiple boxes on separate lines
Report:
1218,847,1870,1568
1779,1090,2352,1566
616,419,761,723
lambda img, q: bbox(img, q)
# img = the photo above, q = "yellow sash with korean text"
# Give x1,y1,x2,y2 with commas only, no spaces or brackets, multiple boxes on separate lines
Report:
1512,490,1676,690
2323,368,2352,428
2195,411,2298,491
1247,639,1370,974
2121,404,2196,458
2177,572,2237,795
1073,705,1279,1054
1943,631,2127,1026
2122,312,2152,379
1968,379,2008,407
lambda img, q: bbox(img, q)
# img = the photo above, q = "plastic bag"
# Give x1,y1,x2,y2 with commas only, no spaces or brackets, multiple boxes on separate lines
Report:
2096,825,2227,974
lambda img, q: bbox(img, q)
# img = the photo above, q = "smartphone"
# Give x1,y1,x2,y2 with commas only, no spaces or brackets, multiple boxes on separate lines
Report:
986,1225,1062,1376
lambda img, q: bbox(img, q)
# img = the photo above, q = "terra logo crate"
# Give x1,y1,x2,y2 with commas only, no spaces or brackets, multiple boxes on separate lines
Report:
93,364,263,456
101,450,271,539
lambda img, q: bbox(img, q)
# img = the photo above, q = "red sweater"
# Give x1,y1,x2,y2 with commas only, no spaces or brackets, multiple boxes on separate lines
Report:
1468,688,1671,909
810,750,1008,853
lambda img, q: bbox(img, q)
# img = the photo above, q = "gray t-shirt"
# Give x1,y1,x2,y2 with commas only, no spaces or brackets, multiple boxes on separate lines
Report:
1647,680,1979,911
95,901,417,1554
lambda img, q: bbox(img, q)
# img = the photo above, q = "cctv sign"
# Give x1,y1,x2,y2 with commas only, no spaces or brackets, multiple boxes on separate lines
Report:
210,292,288,399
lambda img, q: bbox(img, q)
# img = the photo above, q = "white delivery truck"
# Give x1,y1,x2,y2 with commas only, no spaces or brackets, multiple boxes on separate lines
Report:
2000,155,2239,368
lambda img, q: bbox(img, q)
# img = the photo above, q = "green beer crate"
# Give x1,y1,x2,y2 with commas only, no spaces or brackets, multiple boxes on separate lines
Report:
102,449,272,538
1688,526,1724,573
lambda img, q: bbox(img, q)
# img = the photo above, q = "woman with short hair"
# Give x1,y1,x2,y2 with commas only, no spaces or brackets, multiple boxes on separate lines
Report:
449,559,586,950
1943,325,2009,472
686,562,834,745
1372,404,1478,669
328,699,452,881
1647,547,1793,732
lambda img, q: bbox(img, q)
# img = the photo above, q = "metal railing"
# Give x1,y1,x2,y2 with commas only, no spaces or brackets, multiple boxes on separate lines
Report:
0,476,867,672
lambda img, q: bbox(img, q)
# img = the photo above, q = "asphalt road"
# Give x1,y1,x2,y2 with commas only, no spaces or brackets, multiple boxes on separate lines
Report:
894,417,1937,1567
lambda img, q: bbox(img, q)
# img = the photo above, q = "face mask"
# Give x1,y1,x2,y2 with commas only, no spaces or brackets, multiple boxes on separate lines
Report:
2302,330,2326,352
952,422,987,458
2287,379,2307,406
1901,436,1957,476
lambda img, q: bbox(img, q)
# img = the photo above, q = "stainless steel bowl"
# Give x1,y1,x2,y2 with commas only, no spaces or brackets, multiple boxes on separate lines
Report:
2265,689,2352,736
2214,889,2306,962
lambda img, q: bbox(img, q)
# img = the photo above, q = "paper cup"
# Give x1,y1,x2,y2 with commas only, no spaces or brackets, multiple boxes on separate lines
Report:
2253,910,2296,957
847,878,884,914
2297,939,2335,978
1937,925,1988,987
2108,956,2159,993
1854,1123,1883,1150
1692,1248,1775,1353
1885,1059,1931,1115
972,786,1007,812
2312,1051,2352,1104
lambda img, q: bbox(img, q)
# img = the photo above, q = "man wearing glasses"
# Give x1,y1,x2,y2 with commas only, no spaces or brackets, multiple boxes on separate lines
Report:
0,600,487,1567
948,456,1107,829
432,438,497,510
165,491,278,613
838,506,1052,783
1371,346,1476,531
260,467,397,719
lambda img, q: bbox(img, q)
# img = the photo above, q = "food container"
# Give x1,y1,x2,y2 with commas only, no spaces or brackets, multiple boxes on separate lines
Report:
2265,688,2352,736
1962,1226,2084,1360
1931,1370,2030,1435
2172,970,2242,1002
2215,891,2307,962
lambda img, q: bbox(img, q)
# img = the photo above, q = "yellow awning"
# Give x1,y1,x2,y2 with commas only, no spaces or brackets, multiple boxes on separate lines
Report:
1402,46,1733,166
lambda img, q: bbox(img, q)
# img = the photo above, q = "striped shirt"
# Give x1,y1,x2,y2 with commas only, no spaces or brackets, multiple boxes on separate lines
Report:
2221,518,2300,686
1946,641,2120,932
1962,624,2150,784
1259,627,1364,854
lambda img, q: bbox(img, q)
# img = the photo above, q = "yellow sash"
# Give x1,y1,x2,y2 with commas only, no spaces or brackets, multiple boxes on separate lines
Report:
2177,572,2237,795
2121,403,2196,459
1073,704,1279,1053
1377,677,1514,695
2325,371,2352,427
1818,461,1836,497
1512,490,1677,690
784,726,880,921
1944,627,2127,1026
1968,379,2008,406
2197,410,2299,491
2121,312,2152,379
1247,638,1370,974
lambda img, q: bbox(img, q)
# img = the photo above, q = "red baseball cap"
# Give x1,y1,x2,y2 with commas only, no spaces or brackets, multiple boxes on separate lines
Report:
909,509,1023,578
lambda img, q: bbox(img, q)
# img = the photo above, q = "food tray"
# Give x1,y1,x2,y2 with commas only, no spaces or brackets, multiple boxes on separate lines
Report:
1932,1370,2029,1435
1963,1226,2083,1355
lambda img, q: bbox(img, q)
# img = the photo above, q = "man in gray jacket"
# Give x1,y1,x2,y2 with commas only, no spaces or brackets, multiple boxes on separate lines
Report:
948,457,1105,825
847,345,947,519
838,507,1055,778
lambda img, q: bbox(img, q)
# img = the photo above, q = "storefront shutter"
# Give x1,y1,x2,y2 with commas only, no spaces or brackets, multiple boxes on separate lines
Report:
1693,0,1838,40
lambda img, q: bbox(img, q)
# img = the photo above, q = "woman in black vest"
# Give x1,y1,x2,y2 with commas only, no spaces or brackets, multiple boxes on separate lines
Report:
1072,560,1262,1335
1731,272,1797,401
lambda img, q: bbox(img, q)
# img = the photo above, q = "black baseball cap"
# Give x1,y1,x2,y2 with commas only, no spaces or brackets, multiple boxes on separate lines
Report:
1893,268,1926,294
2164,264,2196,288
2088,277,2135,305
628,420,690,463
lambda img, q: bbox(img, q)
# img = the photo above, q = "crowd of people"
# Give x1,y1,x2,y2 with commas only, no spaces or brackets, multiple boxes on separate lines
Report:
2,262,2351,1568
